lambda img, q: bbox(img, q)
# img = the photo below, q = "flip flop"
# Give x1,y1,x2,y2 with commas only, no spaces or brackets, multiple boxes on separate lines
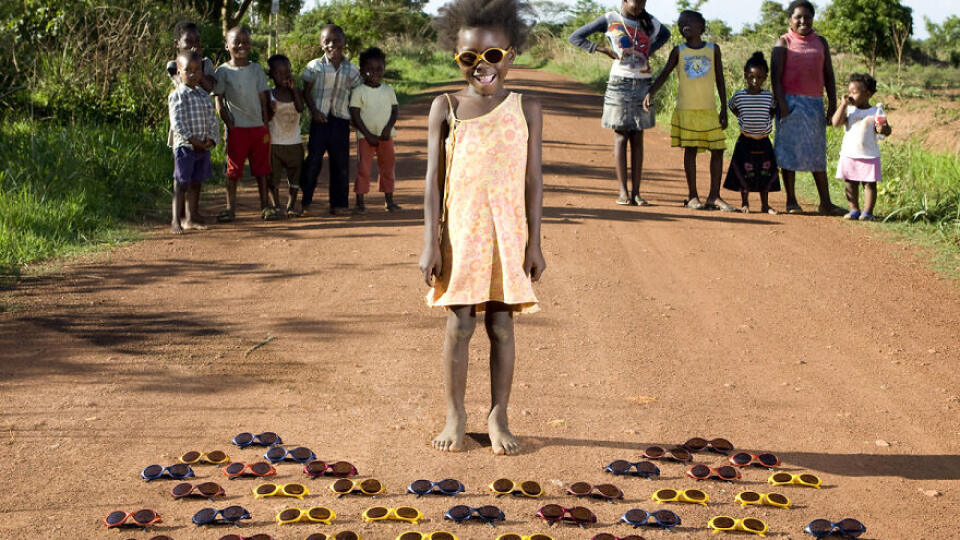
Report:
616,196,633,206
217,210,235,223
286,208,301,218
261,207,282,221
704,198,737,212
843,210,860,220
685,198,705,210
634,195,650,206
859,212,875,221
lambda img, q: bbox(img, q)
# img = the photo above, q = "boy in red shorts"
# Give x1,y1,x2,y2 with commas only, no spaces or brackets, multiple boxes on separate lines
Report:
214,26,279,221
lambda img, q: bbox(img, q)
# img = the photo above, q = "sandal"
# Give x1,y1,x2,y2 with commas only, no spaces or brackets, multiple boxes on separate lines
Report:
217,209,235,223
858,212,875,221
286,207,301,218
385,202,402,212
616,196,633,206
261,206,281,221
634,195,650,206
705,198,737,212
785,203,803,214
685,197,705,210
762,206,778,215
820,204,849,216
843,210,860,220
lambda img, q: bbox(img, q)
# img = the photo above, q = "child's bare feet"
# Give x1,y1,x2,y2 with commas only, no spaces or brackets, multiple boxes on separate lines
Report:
488,405,519,455
171,221,184,235
181,219,207,231
432,410,466,452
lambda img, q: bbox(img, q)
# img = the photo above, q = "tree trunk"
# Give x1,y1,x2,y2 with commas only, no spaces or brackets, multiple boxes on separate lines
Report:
221,0,256,37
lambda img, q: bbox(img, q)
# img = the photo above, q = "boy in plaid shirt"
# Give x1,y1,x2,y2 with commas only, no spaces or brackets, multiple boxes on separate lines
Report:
300,24,361,215
169,50,218,234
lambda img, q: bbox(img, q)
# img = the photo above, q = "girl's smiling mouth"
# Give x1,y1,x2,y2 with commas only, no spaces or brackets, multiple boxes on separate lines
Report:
475,72,497,85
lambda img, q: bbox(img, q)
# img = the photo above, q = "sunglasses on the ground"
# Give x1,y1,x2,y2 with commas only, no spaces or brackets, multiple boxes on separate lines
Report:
178,450,230,465
604,460,660,478
363,506,423,524
275,506,336,525
620,508,681,529
253,482,309,499
103,509,162,528
264,445,316,464
304,459,358,478
566,481,623,501
171,481,225,500
232,431,282,448
192,506,251,527
681,437,734,454
222,461,276,479
141,463,194,481
708,516,768,537
536,504,597,528
489,478,543,498
444,505,505,526
804,518,866,538
408,479,465,497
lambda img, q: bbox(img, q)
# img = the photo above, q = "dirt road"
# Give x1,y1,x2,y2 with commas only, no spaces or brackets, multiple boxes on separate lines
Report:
1,67,959,539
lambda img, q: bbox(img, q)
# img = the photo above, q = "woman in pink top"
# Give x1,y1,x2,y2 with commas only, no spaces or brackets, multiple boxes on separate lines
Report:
771,0,845,215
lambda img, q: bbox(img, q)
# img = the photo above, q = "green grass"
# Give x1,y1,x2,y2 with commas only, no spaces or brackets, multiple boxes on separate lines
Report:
388,45,462,104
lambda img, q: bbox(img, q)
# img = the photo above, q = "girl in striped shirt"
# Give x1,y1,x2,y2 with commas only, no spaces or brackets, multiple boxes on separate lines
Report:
723,52,780,214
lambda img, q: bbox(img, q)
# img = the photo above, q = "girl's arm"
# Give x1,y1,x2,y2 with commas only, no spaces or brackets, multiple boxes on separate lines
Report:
820,35,837,122
568,14,617,59
521,95,546,282
292,83,305,113
259,90,270,126
714,44,728,129
642,46,679,111
728,94,739,117
771,38,788,117
419,95,450,286
831,96,849,127
649,21,671,54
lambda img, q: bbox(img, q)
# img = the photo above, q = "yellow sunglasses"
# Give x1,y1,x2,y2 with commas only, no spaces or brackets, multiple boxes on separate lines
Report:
276,506,336,525
362,506,423,524
306,532,362,540
651,488,709,505
768,471,821,489
735,491,791,508
330,478,385,497
489,478,544,498
707,516,768,537
254,482,309,499
178,450,230,465
453,47,512,68
396,532,458,540
495,535,556,540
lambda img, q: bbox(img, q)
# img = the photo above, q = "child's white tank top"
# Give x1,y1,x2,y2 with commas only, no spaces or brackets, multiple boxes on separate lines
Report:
269,91,302,146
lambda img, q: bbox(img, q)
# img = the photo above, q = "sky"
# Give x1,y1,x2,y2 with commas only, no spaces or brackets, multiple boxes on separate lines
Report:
413,0,952,39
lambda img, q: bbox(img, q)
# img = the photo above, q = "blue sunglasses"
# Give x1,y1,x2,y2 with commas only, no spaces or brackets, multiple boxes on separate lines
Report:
620,508,681,529
192,505,251,527
141,463,195,481
407,478,465,497
605,460,660,478
444,505,505,527
232,431,282,448
804,518,866,538
264,445,316,463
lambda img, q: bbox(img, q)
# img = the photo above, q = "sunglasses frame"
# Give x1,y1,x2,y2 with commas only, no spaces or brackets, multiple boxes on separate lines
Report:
275,506,336,525
253,482,309,499
218,535,274,540
566,481,624,501
589,534,646,540
604,460,660,478
804,518,866,538
103,509,162,528
304,459,358,478
685,464,742,482
171,481,225,501
535,504,597,528
494,535,555,540
397,533,458,540
264,445,316,464
444,505,505,527
681,437,734,454
729,452,781,469
141,463,195,482
619,508,681,529
178,450,231,465
489,478,544,498
735,490,791,509
362,506,424,524
453,47,513,68
407,478,465,497
192,506,251,527
307,532,363,540
651,488,710,505
708,515,768,537
223,461,277,479
329,477,385,497
641,446,693,462
232,431,282,448
768,471,822,489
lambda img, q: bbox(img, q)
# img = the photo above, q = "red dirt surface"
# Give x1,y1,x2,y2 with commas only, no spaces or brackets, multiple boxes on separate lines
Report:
1,68,959,539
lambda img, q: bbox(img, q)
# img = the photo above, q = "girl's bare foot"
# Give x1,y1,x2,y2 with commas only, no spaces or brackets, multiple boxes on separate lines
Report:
171,221,184,235
432,410,466,452
181,220,207,231
488,405,519,455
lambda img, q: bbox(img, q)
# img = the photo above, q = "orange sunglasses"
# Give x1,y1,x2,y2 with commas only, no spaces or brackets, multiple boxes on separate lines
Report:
103,509,162,528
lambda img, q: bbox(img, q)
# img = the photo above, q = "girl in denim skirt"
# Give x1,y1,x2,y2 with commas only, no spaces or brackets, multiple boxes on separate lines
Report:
569,0,670,206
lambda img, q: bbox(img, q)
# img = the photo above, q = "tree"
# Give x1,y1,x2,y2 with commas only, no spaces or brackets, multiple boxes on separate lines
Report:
675,0,707,11
706,18,732,40
924,15,960,67
820,0,913,75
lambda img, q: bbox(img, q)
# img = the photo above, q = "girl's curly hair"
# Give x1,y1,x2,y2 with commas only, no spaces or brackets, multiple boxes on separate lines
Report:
433,0,535,51
848,72,877,93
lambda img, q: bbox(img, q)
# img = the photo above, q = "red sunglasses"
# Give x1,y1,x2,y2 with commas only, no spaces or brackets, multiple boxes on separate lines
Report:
103,509,162,528
686,464,742,482
536,504,597,528
171,481,225,500
223,461,276,479
218,535,275,540
681,437,734,454
303,459,359,478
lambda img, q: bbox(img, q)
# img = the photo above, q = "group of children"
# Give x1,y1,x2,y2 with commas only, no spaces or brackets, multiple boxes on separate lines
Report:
166,22,401,234
571,0,892,218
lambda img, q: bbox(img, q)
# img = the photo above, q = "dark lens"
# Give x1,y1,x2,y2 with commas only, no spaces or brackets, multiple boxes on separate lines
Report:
636,461,658,475
279,508,301,521
221,506,245,520
457,51,478,66
684,437,708,451
621,536,646,540
142,464,163,478
521,480,542,495
410,479,433,493
306,460,326,474
539,504,563,519
181,451,201,463
285,483,305,495
168,464,190,477
248,535,274,540
448,505,471,520
256,484,276,494
492,478,513,492
596,484,621,498
569,481,591,495
335,532,358,540
397,507,420,519
772,472,792,483
206,450,227,462
644,446,665,458
712,516,735,529
731,452,752,465
366,506,389,519
219,535,244,540
800,474,820,485
225,462,244,475
290,446,313,461
331,461,355,476
624,509,649,523
198,482,222,496
808,519,832,533
433,533,455,540
686,489,706,501
690,464,711,478
438,478,461,492
767,493,788,505
670,447,692,461
530,535,553,540
654,489,677,500
570,507,594,523
717,466,739,480
743,518,765,532
133,509,157,524
592,534,616,540
106,511,127,525
150,537,174,540
309,507,332,520
478,505,502,519
653,509,679,526
839,518,864,535
259,432,278,445
758,453,779,467
172,483,193,497
194,508,217,524
398,533,422,540
498,535,522,540
266,446,286,461
739,491,761,502
361,479,382,493
306,535,329,540
710,438,734,453
333,478,353,493
482,48,505,64
233,432,253,445
608,459,630,473
250,462,272,475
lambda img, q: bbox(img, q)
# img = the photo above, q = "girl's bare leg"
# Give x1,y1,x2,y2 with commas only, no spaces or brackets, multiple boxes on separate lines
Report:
613,130,630,203
863,182,877,215
684,147,699,200
433,305,475,451
782,169,799,210
630,131,645,203
814,171,843,213
844,180,860,212
485,302,519,455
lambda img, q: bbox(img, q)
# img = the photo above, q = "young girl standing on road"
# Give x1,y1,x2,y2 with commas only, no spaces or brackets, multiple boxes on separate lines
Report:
568,0,670,206
420,0,545,456
646,10,732,211
723,52,780,213
832,73,891,221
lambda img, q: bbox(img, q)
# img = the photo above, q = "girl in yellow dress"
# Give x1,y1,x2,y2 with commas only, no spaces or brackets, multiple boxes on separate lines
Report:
645,10,735,211
419,0,545,455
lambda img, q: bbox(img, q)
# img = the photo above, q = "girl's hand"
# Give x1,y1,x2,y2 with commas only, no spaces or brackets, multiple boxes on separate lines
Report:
642,92,653,112
595,46,619,60
719,109,728,130
419,244,442,286
777,99,790,119
523,246,546,282
284,78,296,90
843,93,854,106
312,111,328,124
379,127,392,141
